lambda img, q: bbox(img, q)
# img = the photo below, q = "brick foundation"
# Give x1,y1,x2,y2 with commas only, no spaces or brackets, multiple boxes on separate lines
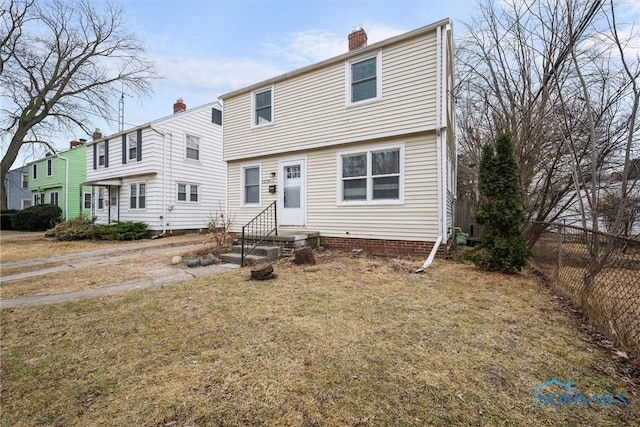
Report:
320,236,440,258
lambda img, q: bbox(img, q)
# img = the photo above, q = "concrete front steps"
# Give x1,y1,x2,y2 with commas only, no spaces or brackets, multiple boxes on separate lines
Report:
220,230,320,266
220,245,282,266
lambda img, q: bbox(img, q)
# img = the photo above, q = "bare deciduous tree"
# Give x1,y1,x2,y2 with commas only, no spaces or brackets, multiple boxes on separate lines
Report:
0,0,158,210
455,0,638,246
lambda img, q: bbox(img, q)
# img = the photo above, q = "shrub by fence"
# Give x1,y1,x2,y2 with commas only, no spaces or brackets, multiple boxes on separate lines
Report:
531,223,639,357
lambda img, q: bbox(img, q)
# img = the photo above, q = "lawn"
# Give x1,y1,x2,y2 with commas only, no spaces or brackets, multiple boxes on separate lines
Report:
1,252,638,425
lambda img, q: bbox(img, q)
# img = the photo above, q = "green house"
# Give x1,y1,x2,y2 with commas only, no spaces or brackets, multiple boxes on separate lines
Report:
27,143,91,220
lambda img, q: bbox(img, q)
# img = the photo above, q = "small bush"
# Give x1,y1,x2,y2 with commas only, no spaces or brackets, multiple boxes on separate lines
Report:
84,221,148,240
45,219,148,241
11,204,62,231
1,210,17,230
44,217,95,240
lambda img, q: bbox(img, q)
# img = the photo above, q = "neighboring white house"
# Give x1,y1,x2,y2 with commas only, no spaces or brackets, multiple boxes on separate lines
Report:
84,99,225,234
219,20,456,256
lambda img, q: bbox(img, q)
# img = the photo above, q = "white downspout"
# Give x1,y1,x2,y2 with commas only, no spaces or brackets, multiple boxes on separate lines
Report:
58,155,69,220
417,23,445,272
150,125,167,234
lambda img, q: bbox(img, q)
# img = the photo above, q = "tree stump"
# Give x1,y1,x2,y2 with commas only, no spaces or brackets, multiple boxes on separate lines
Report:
251,263,274,280
294,246,315,265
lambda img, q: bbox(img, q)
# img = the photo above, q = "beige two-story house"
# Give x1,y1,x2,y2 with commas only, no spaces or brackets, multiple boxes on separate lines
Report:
220,20,456,256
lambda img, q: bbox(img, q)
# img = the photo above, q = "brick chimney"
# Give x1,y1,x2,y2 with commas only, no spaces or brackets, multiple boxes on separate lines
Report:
70,138,88,149
92,128,103,141
173,97,186,114
348,26,367,50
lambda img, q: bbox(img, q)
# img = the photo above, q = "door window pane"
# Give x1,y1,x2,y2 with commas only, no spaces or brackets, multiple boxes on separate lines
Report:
284,186,301,208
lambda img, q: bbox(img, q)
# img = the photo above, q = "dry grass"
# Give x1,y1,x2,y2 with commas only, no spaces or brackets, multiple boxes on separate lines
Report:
1,252,638,426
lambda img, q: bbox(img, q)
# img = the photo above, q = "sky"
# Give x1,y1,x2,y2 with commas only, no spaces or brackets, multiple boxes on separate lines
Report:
90,0,478,140
6,0,640,166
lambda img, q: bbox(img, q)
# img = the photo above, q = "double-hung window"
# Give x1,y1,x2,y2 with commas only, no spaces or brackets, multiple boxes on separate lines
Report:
186,135,200,160
83,193,92,209
32,164,37,180
243,166,260,205
128,135,138,161
253,88,273,126
50,191,59,206
98,188,105,209
98,143,106,166
339,147,402,203
177,183,199,202
21,174,28,188
47,159,53,176
130,183,146,209
347,51,382,105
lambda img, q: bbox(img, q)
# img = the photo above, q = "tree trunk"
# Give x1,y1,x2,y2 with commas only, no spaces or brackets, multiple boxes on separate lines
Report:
294,247,315,265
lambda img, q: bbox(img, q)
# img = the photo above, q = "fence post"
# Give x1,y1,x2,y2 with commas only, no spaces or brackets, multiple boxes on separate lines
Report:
556,222,563,283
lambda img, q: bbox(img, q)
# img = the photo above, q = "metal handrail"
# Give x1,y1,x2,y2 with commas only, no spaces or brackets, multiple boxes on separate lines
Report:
241,201,278,266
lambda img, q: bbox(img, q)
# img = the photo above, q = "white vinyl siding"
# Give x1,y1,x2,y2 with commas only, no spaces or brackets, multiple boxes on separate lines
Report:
227,134,438,241
85,101,225,231
223,30,438,160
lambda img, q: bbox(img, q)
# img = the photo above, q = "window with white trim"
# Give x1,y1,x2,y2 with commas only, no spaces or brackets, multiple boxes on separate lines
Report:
129,183,146,209
50,191,59,206
21,174,28,188
253,88,273,126
98,188,105,209
83,193,92,209
98,143,106,166
242,166,260,205
346,51,382,105
177,183,199,202
186,135,200,160
34,193,45,206
32,164,37,180
21,199,31,209
128,134,138,161
47,159,53,176
339,147,402,203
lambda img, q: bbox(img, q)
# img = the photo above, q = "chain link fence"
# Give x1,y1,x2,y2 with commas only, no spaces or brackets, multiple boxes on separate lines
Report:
530,223,640,356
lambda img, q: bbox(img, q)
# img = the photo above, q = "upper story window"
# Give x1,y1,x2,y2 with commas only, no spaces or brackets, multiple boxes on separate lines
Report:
128,135,138,161
46,159,53,176
339,146,402,204
242,165,260,205
253,88,273,127
32,164,37,180
98,143,106,166
346,51,382,106
129,182,146,209
186,135,200,160
21,173,28,188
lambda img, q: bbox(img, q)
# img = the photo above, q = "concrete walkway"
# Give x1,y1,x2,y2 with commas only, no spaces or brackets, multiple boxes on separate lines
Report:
0,263,239,309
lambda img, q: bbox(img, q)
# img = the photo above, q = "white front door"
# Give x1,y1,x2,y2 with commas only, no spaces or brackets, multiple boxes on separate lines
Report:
109,186,118,223
279,159,305,226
